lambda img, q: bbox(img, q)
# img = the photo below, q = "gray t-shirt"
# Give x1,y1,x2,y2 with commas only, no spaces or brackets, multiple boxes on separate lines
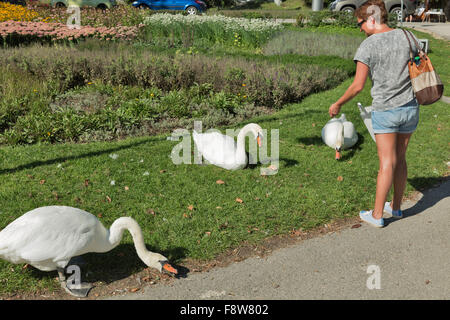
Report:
353,28,420,111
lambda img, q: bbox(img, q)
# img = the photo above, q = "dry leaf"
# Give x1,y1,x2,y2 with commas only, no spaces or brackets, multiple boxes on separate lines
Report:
312,123,316,127
205,231,211,236
147,209,156,216
216,206,222,209
236,198,243,203
337,176,344,181
106,196,112,203
97,213,103,218
84,179,89,187
27,174,33,179
160,170,166,173
187,205,194,211
39,179,46,185
124,186,129,191
351,223,362,229
142,276,151,282
216,179,225,184
183,213,191,219
130,288,140,293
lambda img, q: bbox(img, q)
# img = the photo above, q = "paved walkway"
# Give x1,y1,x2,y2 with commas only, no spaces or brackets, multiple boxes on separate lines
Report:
108,178,450,300
401,21,450,41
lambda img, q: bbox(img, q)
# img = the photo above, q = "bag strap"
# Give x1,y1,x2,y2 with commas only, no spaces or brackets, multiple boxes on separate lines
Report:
402,29,427,61
401,28,415,62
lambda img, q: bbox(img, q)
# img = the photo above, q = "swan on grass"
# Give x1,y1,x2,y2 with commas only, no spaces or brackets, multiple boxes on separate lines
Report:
193,123,264,171
321,114,358,160
0,206,177,297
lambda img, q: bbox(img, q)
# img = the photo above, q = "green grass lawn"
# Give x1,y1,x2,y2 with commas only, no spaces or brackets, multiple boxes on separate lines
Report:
0,25,449,297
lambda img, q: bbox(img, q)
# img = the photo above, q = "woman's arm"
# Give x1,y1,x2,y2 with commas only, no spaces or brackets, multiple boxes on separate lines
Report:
328,61,370,117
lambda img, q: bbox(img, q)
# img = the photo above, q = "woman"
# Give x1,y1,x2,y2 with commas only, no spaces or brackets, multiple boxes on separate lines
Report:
328,0,421,228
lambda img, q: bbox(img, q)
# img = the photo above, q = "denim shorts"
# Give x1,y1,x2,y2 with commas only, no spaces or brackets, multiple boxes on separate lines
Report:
371,99,419,134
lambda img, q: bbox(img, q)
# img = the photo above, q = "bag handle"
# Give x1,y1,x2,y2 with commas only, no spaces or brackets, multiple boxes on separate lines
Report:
401,29,427,61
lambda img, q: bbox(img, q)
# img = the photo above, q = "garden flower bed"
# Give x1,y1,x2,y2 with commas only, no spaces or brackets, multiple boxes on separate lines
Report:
0,20,142,45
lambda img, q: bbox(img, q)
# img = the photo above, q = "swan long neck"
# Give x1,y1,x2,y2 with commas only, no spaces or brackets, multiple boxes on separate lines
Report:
335,122,344,149
236,128,249,156
108,217,150,262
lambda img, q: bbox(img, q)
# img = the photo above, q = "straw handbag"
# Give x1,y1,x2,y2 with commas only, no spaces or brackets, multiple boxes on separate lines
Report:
401,29,443,105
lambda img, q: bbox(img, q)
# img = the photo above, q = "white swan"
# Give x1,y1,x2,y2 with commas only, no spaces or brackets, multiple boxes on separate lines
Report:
0,206,177,297
321,114,358,160
193,123,263,170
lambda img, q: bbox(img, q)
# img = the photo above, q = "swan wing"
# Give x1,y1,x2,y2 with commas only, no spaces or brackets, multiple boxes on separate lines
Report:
343,121,358,149
322,120,342,149
0,206,98,269
193,132,238,167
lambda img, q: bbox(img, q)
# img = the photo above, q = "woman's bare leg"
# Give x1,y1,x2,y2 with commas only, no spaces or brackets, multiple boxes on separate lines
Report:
391,133,413,211
373,133,397,219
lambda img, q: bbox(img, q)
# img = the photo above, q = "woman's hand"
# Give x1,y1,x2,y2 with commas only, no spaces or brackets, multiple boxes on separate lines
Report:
329,103,341,117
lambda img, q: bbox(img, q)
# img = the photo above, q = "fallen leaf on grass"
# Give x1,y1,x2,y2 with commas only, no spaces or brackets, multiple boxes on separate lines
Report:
160,170,166,173
124,186,129,191
146,209,156,216
337,176,344,181
106,196,112,203
235,198,243,203
205,231,211,236
97,213,103,218
216,179,225,184
84,179,89,187
40,179,46,185
187,205,194,211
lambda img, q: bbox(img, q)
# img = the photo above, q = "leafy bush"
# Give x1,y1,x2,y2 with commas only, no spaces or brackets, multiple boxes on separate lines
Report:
263,29,363,59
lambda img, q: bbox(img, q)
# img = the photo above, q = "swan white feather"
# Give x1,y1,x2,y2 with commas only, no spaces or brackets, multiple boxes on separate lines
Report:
193,123,263,170
321,114,358,159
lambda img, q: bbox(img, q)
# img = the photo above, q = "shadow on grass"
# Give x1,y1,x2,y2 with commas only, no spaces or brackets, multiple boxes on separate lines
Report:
0,136,165,176
295,133,365,160
383,175,450,227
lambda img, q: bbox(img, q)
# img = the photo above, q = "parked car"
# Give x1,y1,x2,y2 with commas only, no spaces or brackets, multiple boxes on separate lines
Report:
131,0,207,15
50,0,116,9
329,0,418,21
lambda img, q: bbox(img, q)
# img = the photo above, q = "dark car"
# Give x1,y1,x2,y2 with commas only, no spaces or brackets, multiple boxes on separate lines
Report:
132,0,207,15
329,0,418,21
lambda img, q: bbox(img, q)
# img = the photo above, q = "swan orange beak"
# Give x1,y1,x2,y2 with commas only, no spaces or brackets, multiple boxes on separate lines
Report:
162,262,178,275
257,135,262,147
335,150,341,160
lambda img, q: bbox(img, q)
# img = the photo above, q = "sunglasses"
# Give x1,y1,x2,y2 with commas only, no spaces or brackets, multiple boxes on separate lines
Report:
357,20,366,28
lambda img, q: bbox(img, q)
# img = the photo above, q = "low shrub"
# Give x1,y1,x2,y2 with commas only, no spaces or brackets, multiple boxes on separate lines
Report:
263,29,363,59
0,44,347,109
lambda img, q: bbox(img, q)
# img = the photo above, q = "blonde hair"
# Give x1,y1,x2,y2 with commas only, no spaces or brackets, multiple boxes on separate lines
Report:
355,0,389,25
